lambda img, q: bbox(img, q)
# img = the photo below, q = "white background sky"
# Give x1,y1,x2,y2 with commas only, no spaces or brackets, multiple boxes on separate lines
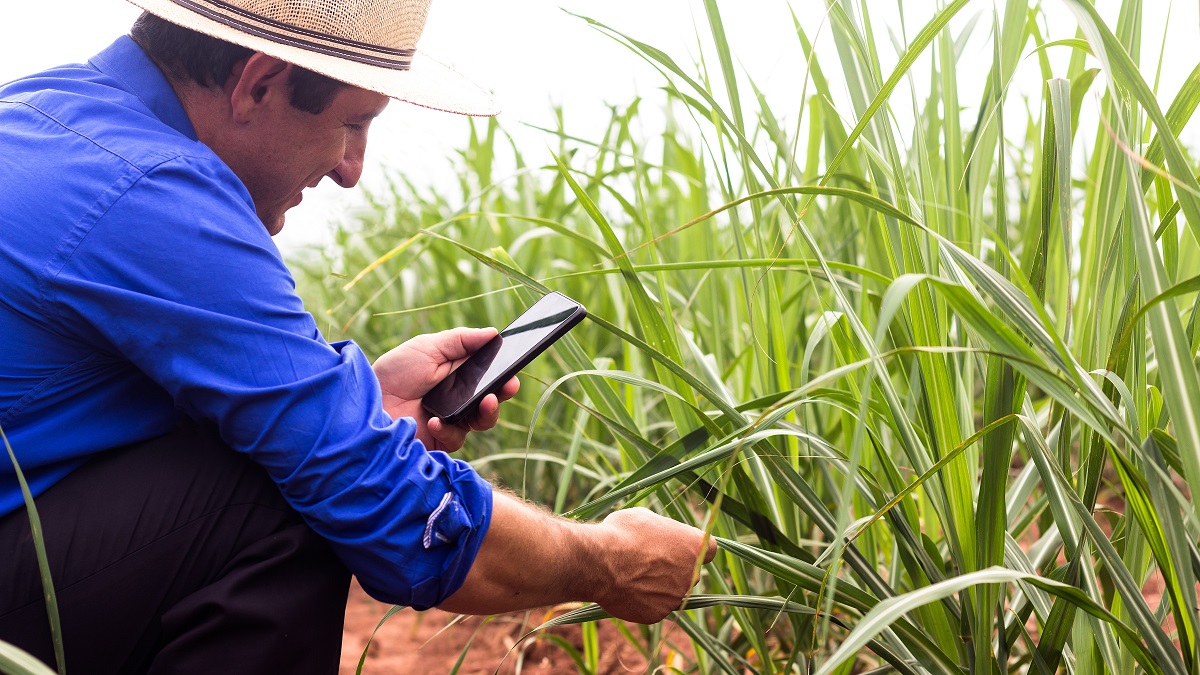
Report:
3,1,1198,252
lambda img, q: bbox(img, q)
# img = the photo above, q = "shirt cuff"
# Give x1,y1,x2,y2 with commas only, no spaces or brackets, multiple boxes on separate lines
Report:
358,456,494,610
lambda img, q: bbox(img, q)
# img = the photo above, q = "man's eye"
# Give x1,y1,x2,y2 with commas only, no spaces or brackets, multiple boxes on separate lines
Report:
346,123,365,132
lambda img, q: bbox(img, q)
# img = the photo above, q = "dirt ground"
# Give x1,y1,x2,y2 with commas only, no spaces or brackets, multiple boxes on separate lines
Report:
339,579,690,675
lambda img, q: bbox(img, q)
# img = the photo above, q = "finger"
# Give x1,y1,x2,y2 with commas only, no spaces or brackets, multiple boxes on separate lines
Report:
428,417,468,452
703,534,718,563
468,393,502,432
495,376,520,403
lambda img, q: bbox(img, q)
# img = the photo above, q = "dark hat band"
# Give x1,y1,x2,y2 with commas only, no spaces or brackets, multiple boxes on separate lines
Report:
169,0,415,70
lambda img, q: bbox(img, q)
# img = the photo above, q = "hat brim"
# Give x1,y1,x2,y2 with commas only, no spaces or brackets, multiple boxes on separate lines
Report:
126,0,499,116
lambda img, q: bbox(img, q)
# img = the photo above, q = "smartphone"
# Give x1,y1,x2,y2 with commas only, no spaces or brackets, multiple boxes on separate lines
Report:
421,292,587,425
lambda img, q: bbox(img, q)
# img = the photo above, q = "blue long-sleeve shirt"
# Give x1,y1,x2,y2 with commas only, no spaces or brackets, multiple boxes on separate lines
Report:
0,36,492,609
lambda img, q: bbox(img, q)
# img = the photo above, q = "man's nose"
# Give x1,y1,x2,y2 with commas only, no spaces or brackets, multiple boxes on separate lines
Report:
327,138,366,188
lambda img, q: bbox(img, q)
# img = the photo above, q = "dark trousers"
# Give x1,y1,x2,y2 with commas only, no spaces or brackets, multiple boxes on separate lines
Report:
0,421,351,674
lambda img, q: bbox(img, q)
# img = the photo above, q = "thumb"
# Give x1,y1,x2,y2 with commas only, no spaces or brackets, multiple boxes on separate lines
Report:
430,327,498,361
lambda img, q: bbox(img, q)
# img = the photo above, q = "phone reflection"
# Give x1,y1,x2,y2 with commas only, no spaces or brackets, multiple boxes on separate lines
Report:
448,304,579,402
434,335,504,410
500,308,577,338
422,292,584,423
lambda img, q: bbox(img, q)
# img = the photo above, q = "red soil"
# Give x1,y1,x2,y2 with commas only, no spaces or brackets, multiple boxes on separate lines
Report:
339,579,690,675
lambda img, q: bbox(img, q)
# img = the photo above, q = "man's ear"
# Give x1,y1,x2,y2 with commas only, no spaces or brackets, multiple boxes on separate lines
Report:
226,53,293,123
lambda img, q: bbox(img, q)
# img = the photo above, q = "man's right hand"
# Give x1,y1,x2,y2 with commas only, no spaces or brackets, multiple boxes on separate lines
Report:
372,327,520,452
589,507,717,623
438,493,717,624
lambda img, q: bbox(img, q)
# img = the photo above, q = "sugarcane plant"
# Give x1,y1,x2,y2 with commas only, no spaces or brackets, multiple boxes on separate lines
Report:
294,0,1200,672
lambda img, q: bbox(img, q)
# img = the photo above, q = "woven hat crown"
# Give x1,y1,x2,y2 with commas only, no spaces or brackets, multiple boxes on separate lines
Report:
226,0,431,50
170,0,434,70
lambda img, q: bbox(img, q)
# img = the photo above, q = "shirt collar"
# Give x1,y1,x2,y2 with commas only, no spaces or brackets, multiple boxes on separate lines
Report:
88,36,198,142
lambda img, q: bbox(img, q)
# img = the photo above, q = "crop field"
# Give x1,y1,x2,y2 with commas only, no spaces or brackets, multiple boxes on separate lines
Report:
290,1,1200,673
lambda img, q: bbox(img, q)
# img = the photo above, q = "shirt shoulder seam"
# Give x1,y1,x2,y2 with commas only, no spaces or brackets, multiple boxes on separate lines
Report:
1,98,145,171
0,99,212,170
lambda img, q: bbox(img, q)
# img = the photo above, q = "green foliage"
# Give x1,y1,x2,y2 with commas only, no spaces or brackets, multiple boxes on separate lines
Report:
1,425,63,675
292,1,1200,672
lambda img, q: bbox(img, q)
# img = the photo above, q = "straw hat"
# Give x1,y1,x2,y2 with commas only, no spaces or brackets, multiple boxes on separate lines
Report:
125,0,498,116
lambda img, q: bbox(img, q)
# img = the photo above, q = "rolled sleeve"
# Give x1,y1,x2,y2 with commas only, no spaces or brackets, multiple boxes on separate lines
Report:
41,156,493,606
352,452,494,609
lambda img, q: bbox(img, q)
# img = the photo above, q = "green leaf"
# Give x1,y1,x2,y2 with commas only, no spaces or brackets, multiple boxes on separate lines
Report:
0,426,64,675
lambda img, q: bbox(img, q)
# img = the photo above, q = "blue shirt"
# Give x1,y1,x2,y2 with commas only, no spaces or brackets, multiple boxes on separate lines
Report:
0,36,492,609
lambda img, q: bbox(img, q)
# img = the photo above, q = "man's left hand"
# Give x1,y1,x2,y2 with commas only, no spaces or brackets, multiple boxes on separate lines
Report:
372,327,520,452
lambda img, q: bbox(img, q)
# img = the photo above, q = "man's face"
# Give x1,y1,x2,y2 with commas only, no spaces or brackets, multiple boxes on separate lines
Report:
234,82,390,235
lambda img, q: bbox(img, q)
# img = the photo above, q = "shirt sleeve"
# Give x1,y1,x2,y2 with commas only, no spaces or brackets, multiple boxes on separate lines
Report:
40,154,492,609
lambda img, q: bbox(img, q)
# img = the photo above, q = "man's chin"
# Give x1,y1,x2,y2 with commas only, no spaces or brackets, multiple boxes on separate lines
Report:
260,212,287,237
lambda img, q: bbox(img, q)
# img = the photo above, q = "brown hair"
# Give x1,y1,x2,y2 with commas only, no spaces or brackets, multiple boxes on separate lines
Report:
129,12,347,114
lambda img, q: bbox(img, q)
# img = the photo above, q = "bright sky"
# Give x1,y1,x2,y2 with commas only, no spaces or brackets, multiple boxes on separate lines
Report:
3,1,1198,251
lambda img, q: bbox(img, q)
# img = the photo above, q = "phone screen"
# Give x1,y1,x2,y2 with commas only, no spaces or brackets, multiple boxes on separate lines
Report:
423,293,584,422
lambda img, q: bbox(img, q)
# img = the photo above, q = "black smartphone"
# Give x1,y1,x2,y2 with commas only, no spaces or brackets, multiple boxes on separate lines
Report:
421,292,587,425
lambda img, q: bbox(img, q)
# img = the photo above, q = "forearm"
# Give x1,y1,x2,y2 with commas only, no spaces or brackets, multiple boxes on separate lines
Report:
437,490,717,624
436,491,605,615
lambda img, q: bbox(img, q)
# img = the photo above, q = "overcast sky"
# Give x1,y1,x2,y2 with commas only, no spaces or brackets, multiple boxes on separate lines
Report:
3,1,1197,251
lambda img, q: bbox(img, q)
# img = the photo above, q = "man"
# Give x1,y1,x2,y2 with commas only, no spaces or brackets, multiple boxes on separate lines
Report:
0,1,716,672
